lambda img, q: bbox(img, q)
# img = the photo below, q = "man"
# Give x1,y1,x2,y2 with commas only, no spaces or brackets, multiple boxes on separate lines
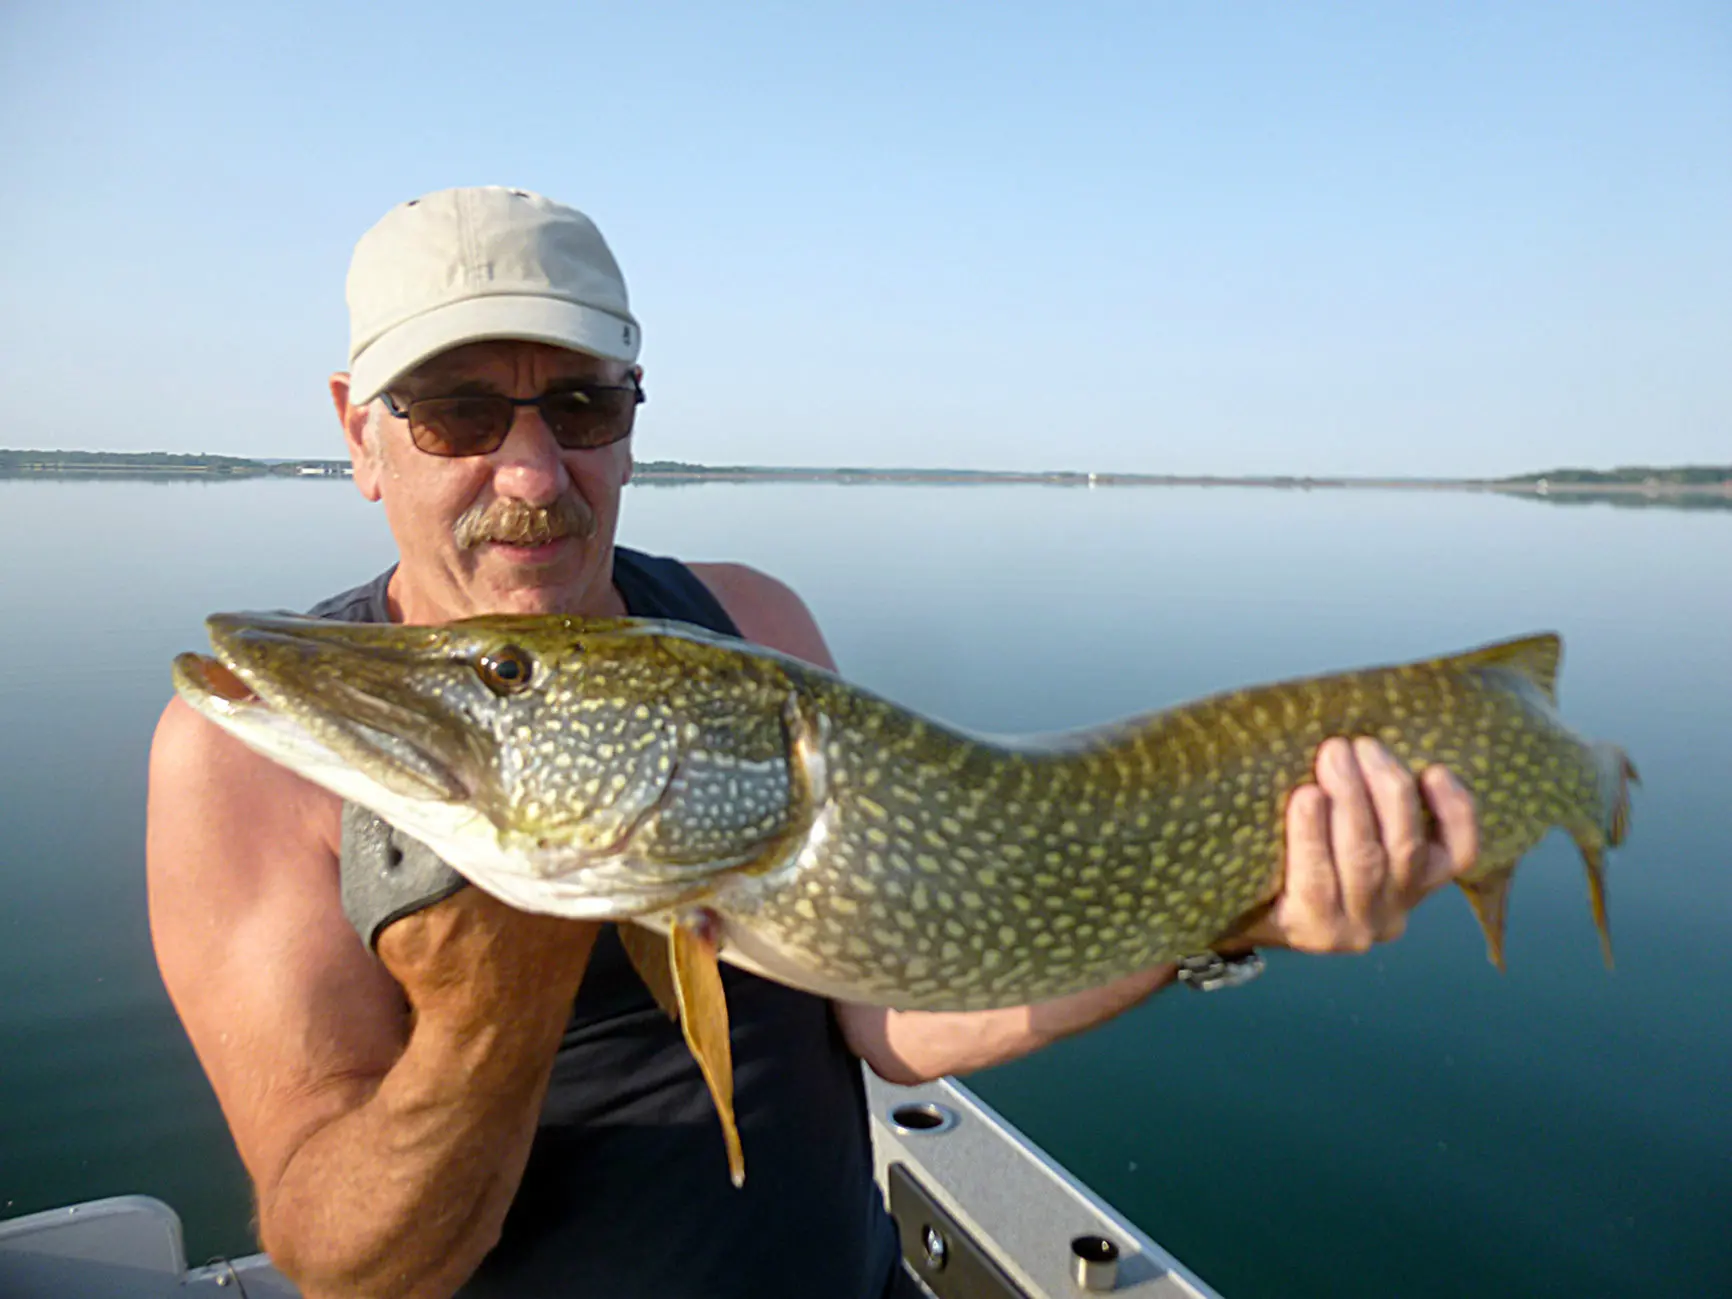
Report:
146,186,1480,1299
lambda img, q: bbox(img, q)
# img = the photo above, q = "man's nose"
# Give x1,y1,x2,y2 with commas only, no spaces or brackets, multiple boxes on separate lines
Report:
490,405,569,504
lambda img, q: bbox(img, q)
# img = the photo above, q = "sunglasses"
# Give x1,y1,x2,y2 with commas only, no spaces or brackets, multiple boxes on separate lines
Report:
379,375,645,457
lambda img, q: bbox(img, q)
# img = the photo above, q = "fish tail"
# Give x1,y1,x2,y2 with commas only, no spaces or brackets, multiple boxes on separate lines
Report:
1595,742,1639,847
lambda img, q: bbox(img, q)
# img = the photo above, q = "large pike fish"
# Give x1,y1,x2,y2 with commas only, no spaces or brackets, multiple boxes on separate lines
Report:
173,614,1636,1185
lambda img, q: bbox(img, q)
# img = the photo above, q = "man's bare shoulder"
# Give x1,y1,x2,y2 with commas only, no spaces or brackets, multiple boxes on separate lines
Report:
148,697,341,868
686,561,838,670
146,698,357,977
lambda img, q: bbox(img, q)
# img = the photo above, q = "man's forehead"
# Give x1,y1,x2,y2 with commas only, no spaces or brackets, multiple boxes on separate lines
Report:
400,340,620,389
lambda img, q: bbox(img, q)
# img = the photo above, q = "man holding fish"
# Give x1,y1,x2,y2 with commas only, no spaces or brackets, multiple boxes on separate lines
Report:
148,187,1486,1299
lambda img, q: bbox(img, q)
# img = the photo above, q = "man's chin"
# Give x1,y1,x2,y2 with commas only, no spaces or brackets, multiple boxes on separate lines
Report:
471,539,601,615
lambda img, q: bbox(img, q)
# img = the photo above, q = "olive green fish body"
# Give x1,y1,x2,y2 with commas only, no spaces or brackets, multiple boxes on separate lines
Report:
713,634,1631,1010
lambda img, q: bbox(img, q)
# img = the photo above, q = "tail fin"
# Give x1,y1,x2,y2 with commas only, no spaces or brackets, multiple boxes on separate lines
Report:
1597,742,1639,847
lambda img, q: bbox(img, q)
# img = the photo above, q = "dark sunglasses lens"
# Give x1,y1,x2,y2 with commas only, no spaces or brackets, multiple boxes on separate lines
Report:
407,397,510,456
542,389,636,449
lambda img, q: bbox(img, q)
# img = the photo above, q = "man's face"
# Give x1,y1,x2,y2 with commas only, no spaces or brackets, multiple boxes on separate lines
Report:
336,340,636,622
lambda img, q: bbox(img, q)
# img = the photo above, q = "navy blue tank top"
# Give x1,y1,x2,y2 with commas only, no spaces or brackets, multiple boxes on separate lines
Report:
308,548,900,1298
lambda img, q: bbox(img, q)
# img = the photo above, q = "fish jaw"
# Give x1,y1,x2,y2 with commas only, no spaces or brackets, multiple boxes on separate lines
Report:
171,649,456,801
174,644,510,863
173,649,673,916
169,612,777,918
194,614,487,803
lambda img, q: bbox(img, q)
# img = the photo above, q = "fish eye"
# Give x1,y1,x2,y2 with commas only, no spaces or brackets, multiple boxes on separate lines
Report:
476,644,535,695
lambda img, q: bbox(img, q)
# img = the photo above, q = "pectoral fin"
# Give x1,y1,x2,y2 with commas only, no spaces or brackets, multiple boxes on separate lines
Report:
617,923,680,1020
641,692,827,1190
1457,866,1516,972
671,910,745,1188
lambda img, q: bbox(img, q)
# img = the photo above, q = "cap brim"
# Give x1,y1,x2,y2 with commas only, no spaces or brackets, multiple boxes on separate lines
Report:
348,294,641,403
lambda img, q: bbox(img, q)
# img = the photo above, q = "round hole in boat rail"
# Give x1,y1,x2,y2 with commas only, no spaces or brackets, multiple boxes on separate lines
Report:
921,1224,948,1270
1070,1234,1121,1292
889,1102,959,1135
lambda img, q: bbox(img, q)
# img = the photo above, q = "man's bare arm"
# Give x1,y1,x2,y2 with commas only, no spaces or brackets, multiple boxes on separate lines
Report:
833,965,1179,1084
147,698,598,1299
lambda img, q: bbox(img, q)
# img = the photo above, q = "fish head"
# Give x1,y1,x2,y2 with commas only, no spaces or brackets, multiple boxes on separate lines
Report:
172,611,799,916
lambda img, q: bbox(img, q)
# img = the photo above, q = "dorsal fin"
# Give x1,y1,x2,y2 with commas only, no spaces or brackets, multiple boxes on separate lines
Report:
1438,633,1562,705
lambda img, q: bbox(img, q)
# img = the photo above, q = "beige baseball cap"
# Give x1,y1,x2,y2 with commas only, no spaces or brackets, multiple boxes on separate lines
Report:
344,186,642,403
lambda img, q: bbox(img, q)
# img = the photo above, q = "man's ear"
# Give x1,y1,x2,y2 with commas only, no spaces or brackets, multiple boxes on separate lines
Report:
331,373,383,502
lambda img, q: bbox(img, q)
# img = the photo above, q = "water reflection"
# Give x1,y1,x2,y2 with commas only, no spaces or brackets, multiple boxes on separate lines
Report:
0,478,1727,1297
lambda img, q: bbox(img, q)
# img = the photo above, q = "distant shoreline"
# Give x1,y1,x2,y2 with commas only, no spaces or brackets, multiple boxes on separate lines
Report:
2,449,1727,506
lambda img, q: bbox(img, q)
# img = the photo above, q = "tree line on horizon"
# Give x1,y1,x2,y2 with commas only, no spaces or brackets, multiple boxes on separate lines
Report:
1498,465,1730,486
3,448,1727,486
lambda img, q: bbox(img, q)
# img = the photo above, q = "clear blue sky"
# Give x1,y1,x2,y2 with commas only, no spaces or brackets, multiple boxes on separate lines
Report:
2,1,1726,476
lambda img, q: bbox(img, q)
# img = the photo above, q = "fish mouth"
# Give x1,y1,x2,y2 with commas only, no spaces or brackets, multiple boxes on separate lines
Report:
173,651,257,704
171,614,471,802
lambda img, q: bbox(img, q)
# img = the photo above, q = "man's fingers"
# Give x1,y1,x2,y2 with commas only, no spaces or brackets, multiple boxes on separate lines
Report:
1258,745,1484,956
1283,782,1341,926
1318,737,1385,923
1419,765,1480,891
1354,737,1428,901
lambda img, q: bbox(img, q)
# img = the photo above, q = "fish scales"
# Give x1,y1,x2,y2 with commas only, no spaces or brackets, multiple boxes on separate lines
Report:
724,642,1612,1010
173,615,1634,1012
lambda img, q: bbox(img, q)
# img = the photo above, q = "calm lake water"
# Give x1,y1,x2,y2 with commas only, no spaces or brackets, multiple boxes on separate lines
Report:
1,478,1727,1297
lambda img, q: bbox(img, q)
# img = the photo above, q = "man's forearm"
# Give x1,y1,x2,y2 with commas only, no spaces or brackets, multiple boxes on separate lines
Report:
840,963,1178,1085
260,994,573,1299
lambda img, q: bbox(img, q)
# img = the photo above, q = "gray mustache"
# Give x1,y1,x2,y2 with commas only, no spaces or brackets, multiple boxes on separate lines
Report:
454,495,597,550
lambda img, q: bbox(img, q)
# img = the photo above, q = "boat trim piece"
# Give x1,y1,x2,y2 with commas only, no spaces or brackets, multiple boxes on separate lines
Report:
866,1072,1224,1299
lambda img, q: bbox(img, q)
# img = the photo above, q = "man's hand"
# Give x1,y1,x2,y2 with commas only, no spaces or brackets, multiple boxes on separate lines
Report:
376,885,597,1024
1237,735,1479,954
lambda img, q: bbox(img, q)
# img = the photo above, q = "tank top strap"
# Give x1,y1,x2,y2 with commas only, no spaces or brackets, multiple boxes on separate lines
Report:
611,546,741,635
